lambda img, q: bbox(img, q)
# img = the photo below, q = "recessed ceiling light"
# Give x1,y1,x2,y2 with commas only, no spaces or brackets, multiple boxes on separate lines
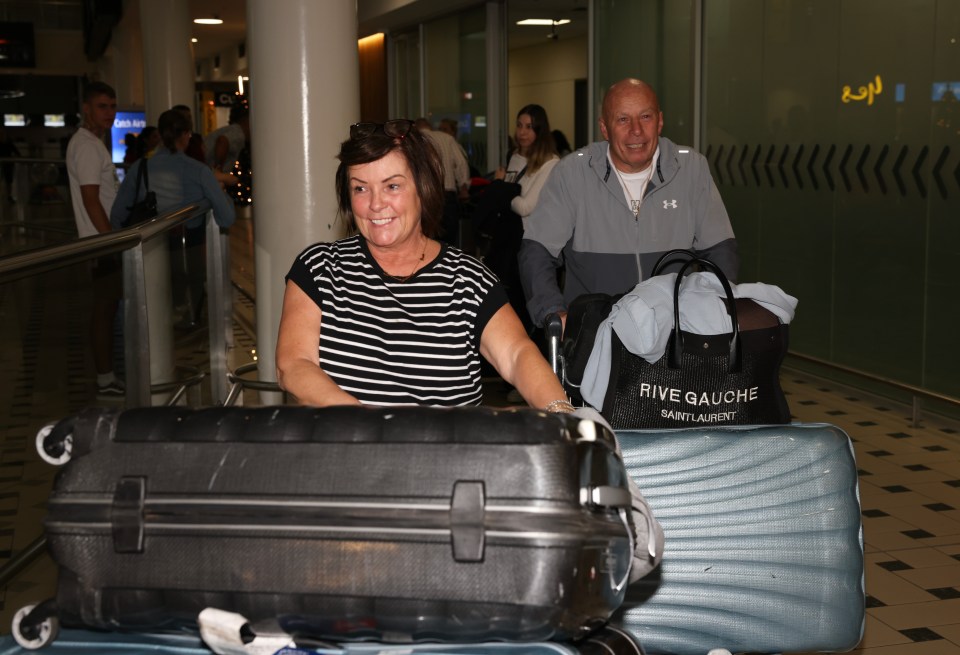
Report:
194,17,223,25
191,37,198,43
517,19,570,26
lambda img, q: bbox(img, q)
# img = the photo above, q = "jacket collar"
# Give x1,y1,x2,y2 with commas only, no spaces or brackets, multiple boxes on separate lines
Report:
593,137,678,186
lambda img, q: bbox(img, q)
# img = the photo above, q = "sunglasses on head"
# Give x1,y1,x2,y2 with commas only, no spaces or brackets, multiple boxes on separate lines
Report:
349,119,414,140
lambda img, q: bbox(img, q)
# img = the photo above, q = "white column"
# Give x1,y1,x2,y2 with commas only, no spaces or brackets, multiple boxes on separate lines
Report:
137,0,195,403
104,2,144,110
139,0,195,113
247,0,358,402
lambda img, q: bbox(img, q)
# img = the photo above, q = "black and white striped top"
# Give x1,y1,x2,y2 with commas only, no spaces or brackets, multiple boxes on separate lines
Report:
286,235,508,406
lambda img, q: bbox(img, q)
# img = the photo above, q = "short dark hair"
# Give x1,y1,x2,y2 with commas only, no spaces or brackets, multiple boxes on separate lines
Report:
157,109,190,151
82,81,116,103
335,123,444,238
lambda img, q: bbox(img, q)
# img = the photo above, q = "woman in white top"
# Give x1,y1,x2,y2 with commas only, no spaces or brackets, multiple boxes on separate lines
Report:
480,105,560,345
495,104,561,227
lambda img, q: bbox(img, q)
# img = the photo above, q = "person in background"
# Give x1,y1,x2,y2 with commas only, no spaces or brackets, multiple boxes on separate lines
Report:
482,104,559,338
0,127,22,203
489,105,561,402
552,129,573,157
172,103,238,188
494,105,560,229
519,78,738,332
414,117,470,245
111,109,236,326
122,132,141,167
275,119,573,412
171,103,206,164
205,101,250,174
438,118,458,139
138,126,160,159
65,81,124,399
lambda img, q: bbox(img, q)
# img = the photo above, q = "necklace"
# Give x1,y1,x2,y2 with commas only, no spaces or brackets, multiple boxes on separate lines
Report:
614,165,653,218
383,237,429,282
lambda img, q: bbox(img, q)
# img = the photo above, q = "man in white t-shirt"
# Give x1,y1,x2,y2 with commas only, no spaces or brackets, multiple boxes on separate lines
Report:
65,81,124,399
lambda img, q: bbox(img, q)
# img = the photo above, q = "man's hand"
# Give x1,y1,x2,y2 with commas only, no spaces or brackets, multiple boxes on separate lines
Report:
79,184,111,233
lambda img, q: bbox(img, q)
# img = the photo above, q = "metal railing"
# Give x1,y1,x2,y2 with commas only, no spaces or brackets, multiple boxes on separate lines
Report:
224,361,286,407
0,202,233,406
785,352,960,428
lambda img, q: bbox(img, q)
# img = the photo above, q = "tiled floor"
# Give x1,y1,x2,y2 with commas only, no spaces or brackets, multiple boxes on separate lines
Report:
783,380,960,655
1,212,960,653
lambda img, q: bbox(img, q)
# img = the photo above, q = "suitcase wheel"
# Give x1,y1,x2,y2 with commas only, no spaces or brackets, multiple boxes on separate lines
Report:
12,602,60,650
35,421,72,466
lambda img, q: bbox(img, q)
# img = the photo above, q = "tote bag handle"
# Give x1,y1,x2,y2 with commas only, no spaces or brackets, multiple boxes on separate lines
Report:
656,251,740,373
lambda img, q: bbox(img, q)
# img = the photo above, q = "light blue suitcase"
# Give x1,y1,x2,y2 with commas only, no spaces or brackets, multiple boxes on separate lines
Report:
611,423,865,655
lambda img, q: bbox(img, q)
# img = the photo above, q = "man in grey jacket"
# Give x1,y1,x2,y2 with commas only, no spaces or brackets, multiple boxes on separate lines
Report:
519,78,738,330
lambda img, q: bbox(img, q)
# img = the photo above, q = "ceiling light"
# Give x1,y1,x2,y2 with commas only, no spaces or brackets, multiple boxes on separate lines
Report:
517,19,570,26
191,38,198,43
194,17,223,25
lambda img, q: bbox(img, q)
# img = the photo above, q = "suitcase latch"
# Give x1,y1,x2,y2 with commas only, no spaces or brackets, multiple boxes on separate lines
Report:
112,476,146,554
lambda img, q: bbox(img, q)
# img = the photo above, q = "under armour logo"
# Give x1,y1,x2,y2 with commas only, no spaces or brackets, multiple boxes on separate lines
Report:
663,199,678,209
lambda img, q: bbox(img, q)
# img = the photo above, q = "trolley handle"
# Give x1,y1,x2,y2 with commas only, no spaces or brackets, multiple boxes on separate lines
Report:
545,312,564,379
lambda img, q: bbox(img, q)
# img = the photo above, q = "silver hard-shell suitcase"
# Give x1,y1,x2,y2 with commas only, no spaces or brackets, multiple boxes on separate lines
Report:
21,405,635,647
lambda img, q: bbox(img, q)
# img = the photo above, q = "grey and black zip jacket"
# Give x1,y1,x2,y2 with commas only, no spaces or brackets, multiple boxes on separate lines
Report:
519,137,739,327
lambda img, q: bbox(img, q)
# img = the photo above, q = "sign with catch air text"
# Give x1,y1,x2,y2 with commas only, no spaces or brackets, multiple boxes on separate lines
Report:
111,111,146,164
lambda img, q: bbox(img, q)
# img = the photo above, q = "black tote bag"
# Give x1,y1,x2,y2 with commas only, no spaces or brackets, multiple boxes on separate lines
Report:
600,250,791,429
122,158,158,227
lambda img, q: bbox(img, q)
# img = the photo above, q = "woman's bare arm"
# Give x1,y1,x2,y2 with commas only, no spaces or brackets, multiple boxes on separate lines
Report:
275,280,361,407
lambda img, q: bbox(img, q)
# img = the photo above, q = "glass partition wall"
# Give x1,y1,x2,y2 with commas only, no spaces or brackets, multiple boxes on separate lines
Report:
391,5,492,173
595,0,960,405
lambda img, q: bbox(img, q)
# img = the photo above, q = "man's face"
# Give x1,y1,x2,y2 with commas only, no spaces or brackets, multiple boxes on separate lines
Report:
599,84,663,174
83,93,117,137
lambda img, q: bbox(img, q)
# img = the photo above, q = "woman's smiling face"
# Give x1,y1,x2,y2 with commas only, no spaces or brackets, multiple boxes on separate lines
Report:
349,150,424,252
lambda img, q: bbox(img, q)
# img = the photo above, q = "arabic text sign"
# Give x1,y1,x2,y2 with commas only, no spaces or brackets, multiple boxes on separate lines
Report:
842,75,882,106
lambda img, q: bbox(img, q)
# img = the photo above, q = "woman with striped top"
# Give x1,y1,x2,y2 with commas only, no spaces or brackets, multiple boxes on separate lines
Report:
275,119,573,412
